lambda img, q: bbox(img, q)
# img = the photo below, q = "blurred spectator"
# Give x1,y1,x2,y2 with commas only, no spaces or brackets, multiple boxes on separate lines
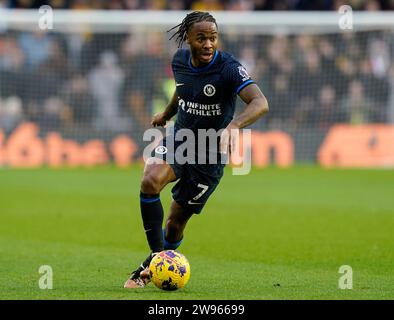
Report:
145,0,166,10
239,47,257,77
364,0,382,10
191,0,224,11
18,37,71,117
34,39,71,96
26,96,72,129
88,51,126,130
41,96,72,129
123,33,169,132
226,0,254,10
18,31,52,70
318,38,336,74
70,0,94,10
368,38,391,78
293,34,314,64
359,58,390,109
266,74,296,129
107,0,124,10
316,85,344,129
0,96,23,132
333,0,353,10
123,0,142,9
63,73,96,124
290,49,322,101
0,35,25,98
167,0,186,9
266,35,292,79
49,0,70,9
8,0,37,8
252,0,269,10
335,56,357,98
339,80,375,124
269,0,290,10
294,96,316,127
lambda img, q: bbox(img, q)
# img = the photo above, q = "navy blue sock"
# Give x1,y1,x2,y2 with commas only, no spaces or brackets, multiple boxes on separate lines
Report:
140,192,164,253
162,229,183,250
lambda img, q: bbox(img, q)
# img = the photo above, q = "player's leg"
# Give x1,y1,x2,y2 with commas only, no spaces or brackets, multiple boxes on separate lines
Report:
161,165,223,252
163,200,194,250
139,158,177,254
124,158,178,288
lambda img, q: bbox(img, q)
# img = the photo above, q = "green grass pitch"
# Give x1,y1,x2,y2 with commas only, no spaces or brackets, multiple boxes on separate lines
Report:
0,165,393,300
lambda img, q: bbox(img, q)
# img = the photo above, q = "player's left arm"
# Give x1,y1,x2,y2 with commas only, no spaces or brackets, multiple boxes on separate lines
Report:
220,83,269,154
231,83,269,129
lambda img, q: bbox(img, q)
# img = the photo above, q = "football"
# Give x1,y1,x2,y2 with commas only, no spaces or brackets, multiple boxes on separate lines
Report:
149,250,191,291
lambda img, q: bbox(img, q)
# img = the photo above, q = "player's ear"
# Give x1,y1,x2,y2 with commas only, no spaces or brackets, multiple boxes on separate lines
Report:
186,33,190,45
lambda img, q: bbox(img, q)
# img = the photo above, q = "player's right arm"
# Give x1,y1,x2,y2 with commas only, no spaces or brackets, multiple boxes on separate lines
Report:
151,90,178,127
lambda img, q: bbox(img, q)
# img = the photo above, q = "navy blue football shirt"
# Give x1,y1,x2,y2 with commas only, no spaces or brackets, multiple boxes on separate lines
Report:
172,49,255,133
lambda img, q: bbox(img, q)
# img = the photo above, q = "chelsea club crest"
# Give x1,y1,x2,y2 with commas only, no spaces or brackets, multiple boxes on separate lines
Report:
203,84,216,97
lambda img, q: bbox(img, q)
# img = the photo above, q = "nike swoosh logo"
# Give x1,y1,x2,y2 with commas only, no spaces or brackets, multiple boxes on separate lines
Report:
176,83,185,87
144,229,152,233
188,200,201,205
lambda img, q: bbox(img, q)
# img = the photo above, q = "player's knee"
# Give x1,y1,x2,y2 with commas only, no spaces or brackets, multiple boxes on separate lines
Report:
141,174,162,195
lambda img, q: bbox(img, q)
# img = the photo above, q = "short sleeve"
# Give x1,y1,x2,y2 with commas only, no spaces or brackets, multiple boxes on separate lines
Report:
171,49,181,74
172,49,188,74
223,61,255,94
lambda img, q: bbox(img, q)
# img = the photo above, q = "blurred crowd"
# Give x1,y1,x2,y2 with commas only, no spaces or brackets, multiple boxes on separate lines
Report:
0,27,392,136
2,0,394,11
246,31,393,131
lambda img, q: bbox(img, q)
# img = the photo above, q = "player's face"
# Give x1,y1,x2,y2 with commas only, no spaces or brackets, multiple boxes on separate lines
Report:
186,21,218,67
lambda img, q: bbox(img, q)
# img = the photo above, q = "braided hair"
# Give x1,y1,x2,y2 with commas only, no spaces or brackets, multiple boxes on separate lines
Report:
167,11,217,48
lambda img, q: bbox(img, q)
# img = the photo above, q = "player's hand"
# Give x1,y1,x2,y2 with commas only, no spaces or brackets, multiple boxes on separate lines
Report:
151,112,169,127
220,123,240,155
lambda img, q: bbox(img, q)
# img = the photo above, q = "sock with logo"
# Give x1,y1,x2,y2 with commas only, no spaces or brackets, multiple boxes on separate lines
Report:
140,192,164,253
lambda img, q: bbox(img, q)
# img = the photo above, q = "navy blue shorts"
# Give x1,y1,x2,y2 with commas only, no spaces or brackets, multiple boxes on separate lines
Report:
152,135,224,214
